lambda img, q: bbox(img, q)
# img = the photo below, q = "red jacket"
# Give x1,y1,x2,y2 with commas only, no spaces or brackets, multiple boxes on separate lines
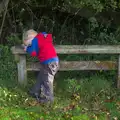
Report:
26,32,59,64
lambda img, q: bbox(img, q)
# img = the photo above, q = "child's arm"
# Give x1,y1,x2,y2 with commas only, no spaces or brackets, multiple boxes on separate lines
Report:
26,38,39,57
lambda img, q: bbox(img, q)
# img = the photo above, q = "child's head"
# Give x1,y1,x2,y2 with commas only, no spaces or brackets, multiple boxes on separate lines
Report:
23,29,38,46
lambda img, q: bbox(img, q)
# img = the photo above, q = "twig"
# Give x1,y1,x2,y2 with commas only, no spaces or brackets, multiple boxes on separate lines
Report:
0,0,10,42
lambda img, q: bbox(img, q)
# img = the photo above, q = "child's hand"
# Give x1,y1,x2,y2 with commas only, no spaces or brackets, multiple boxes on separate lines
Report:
24,46,27,52
21,44,27,52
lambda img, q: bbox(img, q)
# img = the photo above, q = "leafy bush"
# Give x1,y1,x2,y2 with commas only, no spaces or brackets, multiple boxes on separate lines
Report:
0,45,17,87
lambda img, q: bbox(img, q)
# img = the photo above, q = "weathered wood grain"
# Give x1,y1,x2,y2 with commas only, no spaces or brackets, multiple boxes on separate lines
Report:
17,55,27,86
11,45,120,54
27,61,116,71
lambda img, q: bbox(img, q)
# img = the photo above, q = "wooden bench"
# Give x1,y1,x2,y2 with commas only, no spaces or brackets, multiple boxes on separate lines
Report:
11,45,120,88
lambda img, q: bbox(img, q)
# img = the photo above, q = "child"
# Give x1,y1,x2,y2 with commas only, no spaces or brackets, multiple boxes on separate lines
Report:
23,29,59,103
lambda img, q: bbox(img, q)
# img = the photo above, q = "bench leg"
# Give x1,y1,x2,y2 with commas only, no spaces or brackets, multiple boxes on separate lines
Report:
17,55,27,86
117,55,120,88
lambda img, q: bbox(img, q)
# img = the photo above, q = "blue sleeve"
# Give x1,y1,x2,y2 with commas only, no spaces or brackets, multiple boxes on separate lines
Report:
42,32,47,37
26,38,39,56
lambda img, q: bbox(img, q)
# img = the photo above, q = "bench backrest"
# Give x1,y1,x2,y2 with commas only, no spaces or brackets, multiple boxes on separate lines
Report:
11,45,120,54
11,45,120,88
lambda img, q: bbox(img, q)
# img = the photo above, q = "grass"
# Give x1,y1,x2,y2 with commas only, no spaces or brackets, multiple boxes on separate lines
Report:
0,70,120,120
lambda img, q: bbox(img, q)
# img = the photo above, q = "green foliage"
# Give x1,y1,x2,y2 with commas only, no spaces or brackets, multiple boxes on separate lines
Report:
48,0,120,12
86,17,119,45
71,114,89,120
1,0,120,45
10,0,120,11
6,33,22,47
0,45,17,87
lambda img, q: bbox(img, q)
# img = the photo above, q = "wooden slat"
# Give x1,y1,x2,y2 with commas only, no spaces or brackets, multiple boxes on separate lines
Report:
27,61,116,71
11,45,120,54
11,45,25,54
55,45,120,54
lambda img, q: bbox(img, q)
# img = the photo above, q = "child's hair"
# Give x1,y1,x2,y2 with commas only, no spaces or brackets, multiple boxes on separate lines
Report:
23,29,38,46
23,29,38,41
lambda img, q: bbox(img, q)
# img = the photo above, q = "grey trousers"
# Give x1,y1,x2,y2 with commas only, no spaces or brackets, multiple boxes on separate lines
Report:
30,61,59,101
